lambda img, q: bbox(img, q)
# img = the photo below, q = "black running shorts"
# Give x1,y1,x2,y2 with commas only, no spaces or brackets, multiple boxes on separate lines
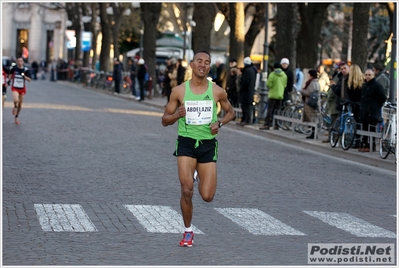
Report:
173,135,218,163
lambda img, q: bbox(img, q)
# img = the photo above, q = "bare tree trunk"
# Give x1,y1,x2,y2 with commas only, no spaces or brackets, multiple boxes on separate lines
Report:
65,3,82,62
230,3,245,64
110,3,129,60
192,4,217,54
275,4,297,65
244,3,266,57
296,3,330,69
91,3,99,69
351,3,371,70
141,3,162,94
341,4,352,63
99,3,112,72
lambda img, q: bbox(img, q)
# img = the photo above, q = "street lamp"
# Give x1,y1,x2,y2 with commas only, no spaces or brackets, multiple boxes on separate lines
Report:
257,3,270,123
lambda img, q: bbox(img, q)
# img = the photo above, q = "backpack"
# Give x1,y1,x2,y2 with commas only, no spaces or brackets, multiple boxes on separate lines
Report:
306,91,319,109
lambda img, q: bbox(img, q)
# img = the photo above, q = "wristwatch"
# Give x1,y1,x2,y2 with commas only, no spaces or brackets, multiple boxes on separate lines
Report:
218,120,223,128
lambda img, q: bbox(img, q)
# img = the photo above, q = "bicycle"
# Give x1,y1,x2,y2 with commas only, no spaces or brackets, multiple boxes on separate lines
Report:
379,102,397,159
329,100,357,150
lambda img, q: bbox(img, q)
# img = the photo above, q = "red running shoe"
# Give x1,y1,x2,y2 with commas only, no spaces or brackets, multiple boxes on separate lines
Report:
179,231,194,247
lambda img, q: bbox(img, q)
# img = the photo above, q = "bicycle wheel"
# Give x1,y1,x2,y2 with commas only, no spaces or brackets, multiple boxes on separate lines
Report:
341,117,356,150
281,104,296,130
379,121,391,159
277,104,290,130
329,118,340,148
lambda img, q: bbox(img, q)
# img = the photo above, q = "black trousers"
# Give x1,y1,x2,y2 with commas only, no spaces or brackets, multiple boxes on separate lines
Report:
361,119,378,149
264,98,281,126
114,79,120,94
241,103,252,124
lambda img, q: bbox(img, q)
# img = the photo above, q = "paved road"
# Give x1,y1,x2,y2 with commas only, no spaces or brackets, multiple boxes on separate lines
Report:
2,80,396,266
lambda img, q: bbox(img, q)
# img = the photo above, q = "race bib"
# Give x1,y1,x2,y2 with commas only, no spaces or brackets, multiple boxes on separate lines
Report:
185,100,213,125
13,76,24,88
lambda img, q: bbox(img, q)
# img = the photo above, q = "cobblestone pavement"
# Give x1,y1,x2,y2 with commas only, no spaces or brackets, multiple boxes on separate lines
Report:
2,80,396,266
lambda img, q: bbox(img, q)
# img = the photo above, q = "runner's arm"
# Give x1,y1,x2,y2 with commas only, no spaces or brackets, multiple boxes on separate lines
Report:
162,85,185,127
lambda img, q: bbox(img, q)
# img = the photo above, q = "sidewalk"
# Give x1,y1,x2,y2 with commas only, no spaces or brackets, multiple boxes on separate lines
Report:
70,81,397,172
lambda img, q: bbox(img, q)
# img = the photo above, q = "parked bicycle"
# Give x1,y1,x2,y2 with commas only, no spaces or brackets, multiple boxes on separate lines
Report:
379,102,397,159
329,100,357,150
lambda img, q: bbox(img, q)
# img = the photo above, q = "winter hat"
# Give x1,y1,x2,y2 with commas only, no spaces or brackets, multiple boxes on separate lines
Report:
338,61,346,67
280,58,289,65
138,58,145,65
243,57,252,66
273,62,281,69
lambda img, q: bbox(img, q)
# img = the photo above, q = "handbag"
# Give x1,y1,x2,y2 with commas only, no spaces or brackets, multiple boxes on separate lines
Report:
306,91,319,109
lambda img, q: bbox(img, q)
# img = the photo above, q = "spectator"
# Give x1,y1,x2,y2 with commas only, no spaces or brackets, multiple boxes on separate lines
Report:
31,60,38,80
299,69,320,139
331,61,350,113
169,58,178,89
128,58,137,98
347,64,364,148
227,63,240,108
259,62,287,130
184,60,193,82
373,63,390,98
39,58,47,80
359,69,386,152
113,58,123,95
176,58,186,86
213,57,227,90
294,64,304,92
237,57,256,126
317,65,330,93
136,58,147,101
280,58,294,104
164,58,174,104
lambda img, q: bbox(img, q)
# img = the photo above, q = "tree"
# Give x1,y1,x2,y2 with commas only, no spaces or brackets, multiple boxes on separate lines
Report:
65,3,82,62
351,3,371,70
110,3,130,60
244,3,266,58
275,4,297,66
296,3,330,68
192,4,217,54
141,3,162,84
99,3,112,72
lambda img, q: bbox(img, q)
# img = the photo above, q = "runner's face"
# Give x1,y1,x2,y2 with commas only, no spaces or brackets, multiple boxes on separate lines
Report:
191,53,211,78
17,58,24,67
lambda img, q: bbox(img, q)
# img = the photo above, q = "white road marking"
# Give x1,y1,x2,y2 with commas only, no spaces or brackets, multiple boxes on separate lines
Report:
34,204,97,232
304,211,396,238
215,208,306,236
124,205,203,234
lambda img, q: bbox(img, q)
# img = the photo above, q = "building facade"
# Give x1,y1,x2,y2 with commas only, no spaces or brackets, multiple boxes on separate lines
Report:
2,2,68,63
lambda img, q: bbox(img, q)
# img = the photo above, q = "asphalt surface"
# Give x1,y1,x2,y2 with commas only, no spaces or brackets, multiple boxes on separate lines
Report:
2,79,397,266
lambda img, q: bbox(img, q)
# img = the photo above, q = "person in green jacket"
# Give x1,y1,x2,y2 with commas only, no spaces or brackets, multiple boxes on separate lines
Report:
260,62,287,130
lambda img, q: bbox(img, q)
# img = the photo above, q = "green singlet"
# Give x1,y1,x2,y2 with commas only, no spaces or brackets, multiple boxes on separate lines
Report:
177,80,217,141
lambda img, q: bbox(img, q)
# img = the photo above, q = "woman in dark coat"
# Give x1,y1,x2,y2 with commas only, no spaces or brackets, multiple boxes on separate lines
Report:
359,68,387,152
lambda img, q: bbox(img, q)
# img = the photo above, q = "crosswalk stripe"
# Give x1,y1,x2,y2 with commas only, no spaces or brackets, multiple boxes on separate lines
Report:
34,204,97,232
215,208,306,236
124,205,203,234
304,211,396,238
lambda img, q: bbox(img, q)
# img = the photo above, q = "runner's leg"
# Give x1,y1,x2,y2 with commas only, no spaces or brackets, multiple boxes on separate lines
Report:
177,156,197,228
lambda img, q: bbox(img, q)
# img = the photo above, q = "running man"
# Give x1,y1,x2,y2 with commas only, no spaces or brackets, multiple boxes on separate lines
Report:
8,57,31,124
162,51,235,247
